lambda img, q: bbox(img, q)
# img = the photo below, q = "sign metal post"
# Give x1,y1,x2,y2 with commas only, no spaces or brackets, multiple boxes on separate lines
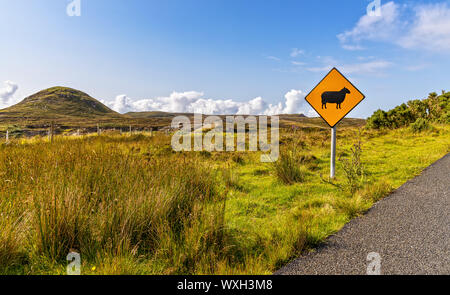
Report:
330,126,336,179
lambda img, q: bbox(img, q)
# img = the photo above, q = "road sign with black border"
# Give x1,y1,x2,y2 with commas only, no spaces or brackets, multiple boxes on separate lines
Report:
305,67,365,128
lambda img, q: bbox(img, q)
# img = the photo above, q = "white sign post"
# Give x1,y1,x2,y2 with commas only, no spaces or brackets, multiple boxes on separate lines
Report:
330,126,336,179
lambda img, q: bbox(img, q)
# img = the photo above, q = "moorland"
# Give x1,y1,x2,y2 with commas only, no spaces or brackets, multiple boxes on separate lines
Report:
0,87,448,274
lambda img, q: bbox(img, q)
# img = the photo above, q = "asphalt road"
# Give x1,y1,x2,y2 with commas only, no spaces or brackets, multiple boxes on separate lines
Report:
276,153,450,275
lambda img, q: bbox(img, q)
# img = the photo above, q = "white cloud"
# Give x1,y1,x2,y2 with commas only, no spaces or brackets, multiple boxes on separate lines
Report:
404,64,428,71
339,1,450,53
357,56,376,61
236,97,266,115
306,56,392,75
0,81,19,107
341,44,366,51
306,56,338,73
306,65,333,73
108,90,315,116
110,94,133,113
284,90,304,114
291,61,306,66
263,103,283,116
317,56,338,65
263,89,315,116
110,91,205,114
265,55,281,61
399,3,450,51
290,48,304,57
338,1,402,48
340,60,392,74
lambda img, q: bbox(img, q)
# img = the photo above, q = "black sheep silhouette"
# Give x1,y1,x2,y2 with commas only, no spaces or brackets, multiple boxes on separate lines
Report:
321,87,351,109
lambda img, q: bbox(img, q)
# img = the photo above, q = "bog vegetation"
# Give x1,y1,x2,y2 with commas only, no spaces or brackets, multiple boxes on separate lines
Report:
0,120,449,274
0,89,449,274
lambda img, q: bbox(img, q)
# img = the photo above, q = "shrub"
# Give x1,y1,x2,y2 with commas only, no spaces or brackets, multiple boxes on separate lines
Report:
366,109,389,129
271,140,305,185
410,118,431,133
338,139,365,195
367,91,449,130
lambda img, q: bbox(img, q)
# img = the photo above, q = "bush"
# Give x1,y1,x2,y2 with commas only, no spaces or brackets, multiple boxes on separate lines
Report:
442,110,450,124
366,109,389,129
366,91,449,130
271,140,305,185
410,118,431,133
338,139,365,195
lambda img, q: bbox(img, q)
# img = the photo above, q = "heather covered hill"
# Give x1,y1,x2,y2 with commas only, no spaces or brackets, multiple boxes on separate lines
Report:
0,87,120,119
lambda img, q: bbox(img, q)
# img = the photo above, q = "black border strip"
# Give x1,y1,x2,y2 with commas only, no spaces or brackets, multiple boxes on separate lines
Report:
0,275,445,293
304,67,366,128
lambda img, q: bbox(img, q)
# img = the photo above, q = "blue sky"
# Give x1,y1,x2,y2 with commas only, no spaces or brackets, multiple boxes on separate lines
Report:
1,0,450,117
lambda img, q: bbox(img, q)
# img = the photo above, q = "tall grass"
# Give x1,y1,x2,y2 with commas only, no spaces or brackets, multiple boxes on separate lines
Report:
0,203,27,273
0,135,231,274
271,139,306,185
1,124,447,274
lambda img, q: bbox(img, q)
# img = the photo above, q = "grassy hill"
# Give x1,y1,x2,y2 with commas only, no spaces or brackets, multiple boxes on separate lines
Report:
0,87,120,120
0,87,131,130
0,87,173,132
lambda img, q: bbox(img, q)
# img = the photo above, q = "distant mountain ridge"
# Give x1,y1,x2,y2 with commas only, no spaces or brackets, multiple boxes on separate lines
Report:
125,112,307,119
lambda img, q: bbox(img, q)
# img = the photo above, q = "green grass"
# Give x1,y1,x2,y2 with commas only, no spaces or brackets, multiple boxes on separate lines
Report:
0,124,449,274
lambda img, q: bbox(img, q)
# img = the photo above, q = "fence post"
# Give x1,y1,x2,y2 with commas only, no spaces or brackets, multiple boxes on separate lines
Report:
97,124,101,136
6,130,9,143
129,125,132,135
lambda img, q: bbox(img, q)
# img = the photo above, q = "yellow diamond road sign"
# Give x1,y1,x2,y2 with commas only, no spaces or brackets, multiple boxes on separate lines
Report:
305,67,365,128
